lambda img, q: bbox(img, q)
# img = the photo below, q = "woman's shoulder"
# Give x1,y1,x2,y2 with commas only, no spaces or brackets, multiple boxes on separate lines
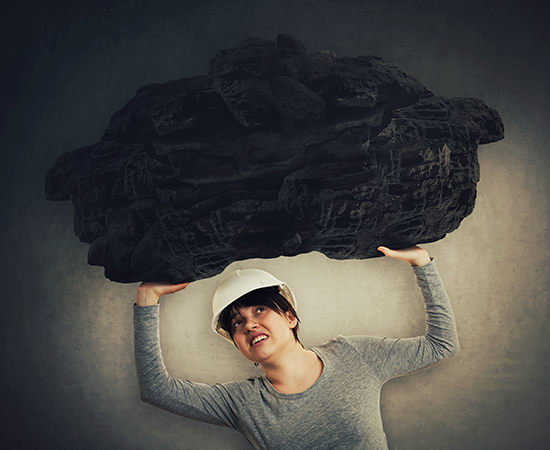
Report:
313,334,385,361
313,335,369,357
311,335,385,379
315,334,379,349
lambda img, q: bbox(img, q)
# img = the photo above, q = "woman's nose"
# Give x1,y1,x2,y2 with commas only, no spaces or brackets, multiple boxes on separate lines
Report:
245,319,259,331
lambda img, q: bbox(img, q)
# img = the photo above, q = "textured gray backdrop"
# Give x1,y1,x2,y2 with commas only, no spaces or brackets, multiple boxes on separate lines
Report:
1,0,549,449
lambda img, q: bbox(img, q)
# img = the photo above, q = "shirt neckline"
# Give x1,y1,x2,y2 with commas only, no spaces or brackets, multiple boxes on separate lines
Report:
260,347,327,398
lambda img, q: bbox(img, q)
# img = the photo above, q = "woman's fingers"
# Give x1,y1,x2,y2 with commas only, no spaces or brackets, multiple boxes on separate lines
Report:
136,281,190,306
156,281,190,296
377,246,394,257
377,245,431,266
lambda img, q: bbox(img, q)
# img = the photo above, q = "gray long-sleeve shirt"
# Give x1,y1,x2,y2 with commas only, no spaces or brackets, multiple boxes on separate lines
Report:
134,260,459,449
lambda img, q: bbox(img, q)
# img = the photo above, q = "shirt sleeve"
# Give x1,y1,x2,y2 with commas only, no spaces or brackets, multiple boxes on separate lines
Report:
345,259,460,382
134,304,244,428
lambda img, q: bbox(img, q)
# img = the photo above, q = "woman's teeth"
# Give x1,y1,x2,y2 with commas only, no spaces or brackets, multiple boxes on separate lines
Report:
251,335,268,346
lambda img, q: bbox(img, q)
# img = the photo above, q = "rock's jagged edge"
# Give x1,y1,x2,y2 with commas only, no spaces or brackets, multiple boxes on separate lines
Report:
45,34,504,283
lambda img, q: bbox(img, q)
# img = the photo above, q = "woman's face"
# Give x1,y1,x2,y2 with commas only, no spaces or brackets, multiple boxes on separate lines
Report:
230,305,298,363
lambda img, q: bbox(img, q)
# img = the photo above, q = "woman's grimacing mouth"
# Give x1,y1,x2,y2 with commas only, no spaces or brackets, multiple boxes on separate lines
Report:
250,334,269,347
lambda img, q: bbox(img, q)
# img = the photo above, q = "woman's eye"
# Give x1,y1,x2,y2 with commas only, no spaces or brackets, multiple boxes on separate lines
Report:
256,307,265,313
233,320,242,329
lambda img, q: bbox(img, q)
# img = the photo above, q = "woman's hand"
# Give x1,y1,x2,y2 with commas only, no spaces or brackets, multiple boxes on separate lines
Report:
136,281,190,307
377,245,431,267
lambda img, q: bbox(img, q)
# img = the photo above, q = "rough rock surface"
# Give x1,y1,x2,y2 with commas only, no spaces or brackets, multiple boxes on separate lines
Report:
45,34,504,283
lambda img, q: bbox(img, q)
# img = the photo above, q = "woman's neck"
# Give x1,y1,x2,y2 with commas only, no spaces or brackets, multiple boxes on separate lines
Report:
260,345,323,394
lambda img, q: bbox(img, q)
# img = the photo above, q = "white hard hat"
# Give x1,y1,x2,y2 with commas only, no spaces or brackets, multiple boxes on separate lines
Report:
211,269,297,343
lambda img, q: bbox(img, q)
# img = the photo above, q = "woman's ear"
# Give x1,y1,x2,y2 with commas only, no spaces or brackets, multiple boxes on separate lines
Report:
286,311,298,329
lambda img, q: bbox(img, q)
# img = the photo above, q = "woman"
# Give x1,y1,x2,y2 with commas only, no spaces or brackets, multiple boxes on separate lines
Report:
134,245,459,449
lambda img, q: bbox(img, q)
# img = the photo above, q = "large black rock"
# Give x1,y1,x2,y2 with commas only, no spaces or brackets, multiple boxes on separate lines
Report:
45,34,504,283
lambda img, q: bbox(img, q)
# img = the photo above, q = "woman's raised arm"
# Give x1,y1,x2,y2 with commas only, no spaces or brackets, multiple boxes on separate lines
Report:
345,244,459,381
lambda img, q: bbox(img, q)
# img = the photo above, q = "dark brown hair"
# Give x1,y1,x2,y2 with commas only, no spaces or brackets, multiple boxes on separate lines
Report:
218,286,301,344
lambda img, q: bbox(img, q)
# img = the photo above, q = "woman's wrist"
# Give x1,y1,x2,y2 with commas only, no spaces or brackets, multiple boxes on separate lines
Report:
136,286,160,307
410,250,431,267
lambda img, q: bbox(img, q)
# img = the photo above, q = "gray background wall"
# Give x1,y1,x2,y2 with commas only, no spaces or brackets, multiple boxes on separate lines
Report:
1,0,549,448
